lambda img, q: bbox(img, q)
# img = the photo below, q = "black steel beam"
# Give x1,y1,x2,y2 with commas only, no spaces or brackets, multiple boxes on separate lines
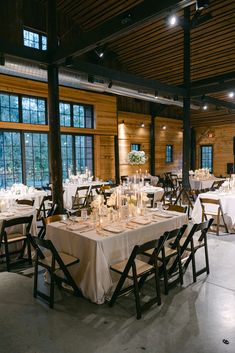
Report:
197,95,235,110
64,59,186,96
51,0,195,64
191,80,235,96
0,40,48,64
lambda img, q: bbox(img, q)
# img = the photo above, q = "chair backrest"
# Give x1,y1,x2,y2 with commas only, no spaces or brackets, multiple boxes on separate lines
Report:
37,195,53,220
47,203,58,217
180,219,213,251
164,224,188,249
167,204,187,213
211,180,224,190
72,185,91,209
0,215,33,242
16,199,35,206
33,236,72,269
199,197,221,217
43,214,68,227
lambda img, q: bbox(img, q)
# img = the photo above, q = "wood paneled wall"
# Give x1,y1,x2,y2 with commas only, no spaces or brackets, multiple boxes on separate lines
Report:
118,111,151,176
195,125,235,176
155,117,183,174
0,74,117,180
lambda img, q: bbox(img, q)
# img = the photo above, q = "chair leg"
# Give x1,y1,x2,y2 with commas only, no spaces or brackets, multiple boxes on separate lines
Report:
109,272,127,307
34,259,38,298
27,239,32,265
161,255,168,295
133,276,141,320
191,248,197,283
177,249,183,285
204,238,210,275
49,272,55,309
4,242,10,272
154,267,161,306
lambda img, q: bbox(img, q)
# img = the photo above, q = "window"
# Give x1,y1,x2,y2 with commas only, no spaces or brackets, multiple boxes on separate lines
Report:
59,101,93,128
0,131,22,188
166,145,173,163
23,29,47,51
201,145,213,172
131,144,141,151
0,93,19,122
0,93,46,125
24,133,49,187
0,131,49,188
22,97,46,124
61,134,93,180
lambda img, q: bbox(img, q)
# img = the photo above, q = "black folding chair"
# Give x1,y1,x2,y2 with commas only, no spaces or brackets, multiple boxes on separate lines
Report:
0,215,33,271
109,236,167,319
32,236,80,308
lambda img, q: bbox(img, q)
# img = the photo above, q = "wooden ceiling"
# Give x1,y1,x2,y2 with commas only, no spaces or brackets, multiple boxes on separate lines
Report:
1,0,235,127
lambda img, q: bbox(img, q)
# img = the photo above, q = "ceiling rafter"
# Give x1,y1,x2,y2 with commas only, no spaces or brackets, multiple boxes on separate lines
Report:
51,0,196,64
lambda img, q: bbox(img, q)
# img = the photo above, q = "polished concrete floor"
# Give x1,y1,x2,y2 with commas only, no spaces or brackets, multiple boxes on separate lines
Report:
1,233,235,353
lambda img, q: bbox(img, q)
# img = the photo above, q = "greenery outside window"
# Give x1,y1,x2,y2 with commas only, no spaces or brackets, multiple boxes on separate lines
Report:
22,96,46,124
166,144,173,163
0,131,22,188
59,101,93,128
61,134,93,180
0,93,19,122
200,145,213,172
23,29,47,50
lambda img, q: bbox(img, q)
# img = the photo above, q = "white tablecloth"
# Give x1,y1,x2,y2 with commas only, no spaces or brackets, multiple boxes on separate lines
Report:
63,181,109,208
191,191,235,233
0,190,47,209
141,186,164,205
189,177,224,190
46,212,188,304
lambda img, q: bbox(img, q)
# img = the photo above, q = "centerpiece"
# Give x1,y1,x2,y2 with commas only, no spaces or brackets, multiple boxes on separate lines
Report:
127,150,148,165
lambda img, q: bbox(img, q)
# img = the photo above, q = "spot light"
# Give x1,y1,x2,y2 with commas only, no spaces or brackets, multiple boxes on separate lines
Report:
95,47,104,58
228,92,234,98
202,104,208,110
168,14,178,27
162,125,167,130
121,120,125,125
140,122,145,128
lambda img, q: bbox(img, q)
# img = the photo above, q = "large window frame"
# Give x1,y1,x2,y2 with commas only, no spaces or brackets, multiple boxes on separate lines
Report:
59,101,94,128
61,133,94,180
165,144,173,163
0,129,49,188
23,28,47,51
200,145,213,172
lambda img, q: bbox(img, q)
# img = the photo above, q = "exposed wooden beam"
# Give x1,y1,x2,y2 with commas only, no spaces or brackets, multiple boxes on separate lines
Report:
64,59,186,96
0,40,48,64
191,80,235,96
51,0,196,64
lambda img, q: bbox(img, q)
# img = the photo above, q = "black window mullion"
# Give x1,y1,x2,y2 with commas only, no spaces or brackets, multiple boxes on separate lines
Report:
72,135,76,174
21,132,26,184
18,95,23,123
71,103,74,127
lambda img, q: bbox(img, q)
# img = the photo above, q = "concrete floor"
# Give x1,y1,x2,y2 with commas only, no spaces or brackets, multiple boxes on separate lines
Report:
1,233,235,353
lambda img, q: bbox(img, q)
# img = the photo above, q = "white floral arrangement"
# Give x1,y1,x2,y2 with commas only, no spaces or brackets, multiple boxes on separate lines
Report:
106,193,116,207
127,150,147,165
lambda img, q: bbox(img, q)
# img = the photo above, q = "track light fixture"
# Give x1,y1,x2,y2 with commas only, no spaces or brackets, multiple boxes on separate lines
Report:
196,0,210,11
95,47,104,58
108,80,113,89
0,52,5,66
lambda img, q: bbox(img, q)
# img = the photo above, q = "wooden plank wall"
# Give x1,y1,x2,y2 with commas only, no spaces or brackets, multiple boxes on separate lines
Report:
118,111,151,177
195,125,235,176
155,117,183,174
0,74,117,180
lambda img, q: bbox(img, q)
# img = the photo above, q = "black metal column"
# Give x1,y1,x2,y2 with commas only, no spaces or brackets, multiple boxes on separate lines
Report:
190,127,196,170
47,0,63,212
182,6,191,190
150,116,155,175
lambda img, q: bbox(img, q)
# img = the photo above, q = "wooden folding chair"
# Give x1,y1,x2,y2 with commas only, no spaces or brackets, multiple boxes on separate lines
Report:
109,237,166,319
167,204,187,213
200,197,228,235
71,185,91,209
32,236,80,308
169,219,214,283
0,215,33,271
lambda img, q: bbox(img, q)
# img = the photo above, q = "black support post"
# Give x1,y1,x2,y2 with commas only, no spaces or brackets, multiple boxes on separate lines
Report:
182,6,191,190
47,0,63,212
114,135,120,185
150,116,155,175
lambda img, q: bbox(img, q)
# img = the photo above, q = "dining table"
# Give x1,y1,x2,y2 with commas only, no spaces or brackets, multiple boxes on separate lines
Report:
63,181,109,209
46,209,188,304
189,176,225,190
0,188,47,209
191,190,235,233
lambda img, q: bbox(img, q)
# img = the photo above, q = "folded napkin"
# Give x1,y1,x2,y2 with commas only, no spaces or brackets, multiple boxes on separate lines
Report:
152,211,172,218
131,217,151,225
66,223,90,232
102,225,125,233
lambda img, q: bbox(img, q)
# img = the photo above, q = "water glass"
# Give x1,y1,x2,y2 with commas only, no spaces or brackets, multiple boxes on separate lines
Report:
81,208,88,221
